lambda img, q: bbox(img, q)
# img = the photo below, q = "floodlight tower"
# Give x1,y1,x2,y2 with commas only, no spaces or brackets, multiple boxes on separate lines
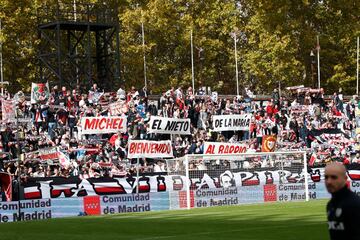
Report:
37,2,121,90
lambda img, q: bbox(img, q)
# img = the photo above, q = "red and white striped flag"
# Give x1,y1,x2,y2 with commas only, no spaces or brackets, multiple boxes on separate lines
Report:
309,153,317,167
1,98,16,122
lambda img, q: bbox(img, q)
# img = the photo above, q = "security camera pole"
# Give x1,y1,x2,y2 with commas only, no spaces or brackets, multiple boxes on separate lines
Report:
230,30,239,96
191,29,195,95
0,19,4,96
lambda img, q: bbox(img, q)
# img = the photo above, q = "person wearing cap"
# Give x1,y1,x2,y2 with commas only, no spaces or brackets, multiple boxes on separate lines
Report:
325,163,360,240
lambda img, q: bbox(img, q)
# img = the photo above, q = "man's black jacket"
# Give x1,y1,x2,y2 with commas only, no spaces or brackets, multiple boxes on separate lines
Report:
327,186,360,240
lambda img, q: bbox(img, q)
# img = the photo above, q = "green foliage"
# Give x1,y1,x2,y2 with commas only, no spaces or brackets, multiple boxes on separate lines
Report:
0,0,359,94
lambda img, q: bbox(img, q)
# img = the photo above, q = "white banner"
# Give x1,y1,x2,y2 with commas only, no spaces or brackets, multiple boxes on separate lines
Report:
127,140,173,159
203,142,248,155
109,101,128,116
212,114,251,131
88,91,104,104
81,116,127,135
31,82,49,104
38,147,59,161
148,116,191,135
1,99,16,122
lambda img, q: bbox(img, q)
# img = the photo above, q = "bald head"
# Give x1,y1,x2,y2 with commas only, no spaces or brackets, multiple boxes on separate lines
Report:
325,163,347,177
325,163,348,194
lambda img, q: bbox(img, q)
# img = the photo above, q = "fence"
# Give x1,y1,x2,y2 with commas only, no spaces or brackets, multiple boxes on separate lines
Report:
3,152,360,223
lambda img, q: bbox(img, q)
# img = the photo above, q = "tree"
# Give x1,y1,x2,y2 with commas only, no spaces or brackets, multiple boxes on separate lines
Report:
0,0,40,92
0,0,359,94
242,0,360,94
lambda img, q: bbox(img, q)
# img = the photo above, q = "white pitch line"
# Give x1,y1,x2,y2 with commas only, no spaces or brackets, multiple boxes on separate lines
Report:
108,211,232,220
105,203,324,220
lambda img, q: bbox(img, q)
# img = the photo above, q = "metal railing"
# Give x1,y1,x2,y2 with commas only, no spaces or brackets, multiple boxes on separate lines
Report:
37,2,118,24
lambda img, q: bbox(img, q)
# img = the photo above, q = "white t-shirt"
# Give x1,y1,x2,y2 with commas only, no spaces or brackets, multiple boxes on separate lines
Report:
154,164,165,172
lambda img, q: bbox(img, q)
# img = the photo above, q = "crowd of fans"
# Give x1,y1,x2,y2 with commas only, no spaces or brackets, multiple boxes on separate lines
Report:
0,84,359,184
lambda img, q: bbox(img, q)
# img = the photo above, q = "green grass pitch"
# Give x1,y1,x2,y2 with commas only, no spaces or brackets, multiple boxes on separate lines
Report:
0,200,328,240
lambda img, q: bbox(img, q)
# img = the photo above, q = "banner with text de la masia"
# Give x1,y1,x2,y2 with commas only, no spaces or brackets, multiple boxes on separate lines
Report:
212,114,251,132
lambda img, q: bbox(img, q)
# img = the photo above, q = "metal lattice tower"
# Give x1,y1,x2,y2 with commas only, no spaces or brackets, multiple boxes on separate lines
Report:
37,2,121,90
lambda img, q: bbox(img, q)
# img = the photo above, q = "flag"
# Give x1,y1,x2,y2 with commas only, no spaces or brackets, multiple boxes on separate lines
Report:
31,82,49,104
117,88,126,100
13,91,26,103
58,151,70,168
347,164,360,181
109,134,118,146
0,172,12,201
88,91,104,104
1,98,16,122
83,196,101,215
309,153,317,167
23,186,41,199
261,135,277,152
38,147,58,161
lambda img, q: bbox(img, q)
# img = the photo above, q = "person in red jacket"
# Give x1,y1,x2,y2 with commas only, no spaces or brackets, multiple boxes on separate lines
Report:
266,101,274,117
342,155,350,165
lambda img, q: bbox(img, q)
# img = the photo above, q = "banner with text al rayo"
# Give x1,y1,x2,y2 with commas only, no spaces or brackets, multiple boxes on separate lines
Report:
212,114,251,132
203,142,248,155
148,116,191,135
